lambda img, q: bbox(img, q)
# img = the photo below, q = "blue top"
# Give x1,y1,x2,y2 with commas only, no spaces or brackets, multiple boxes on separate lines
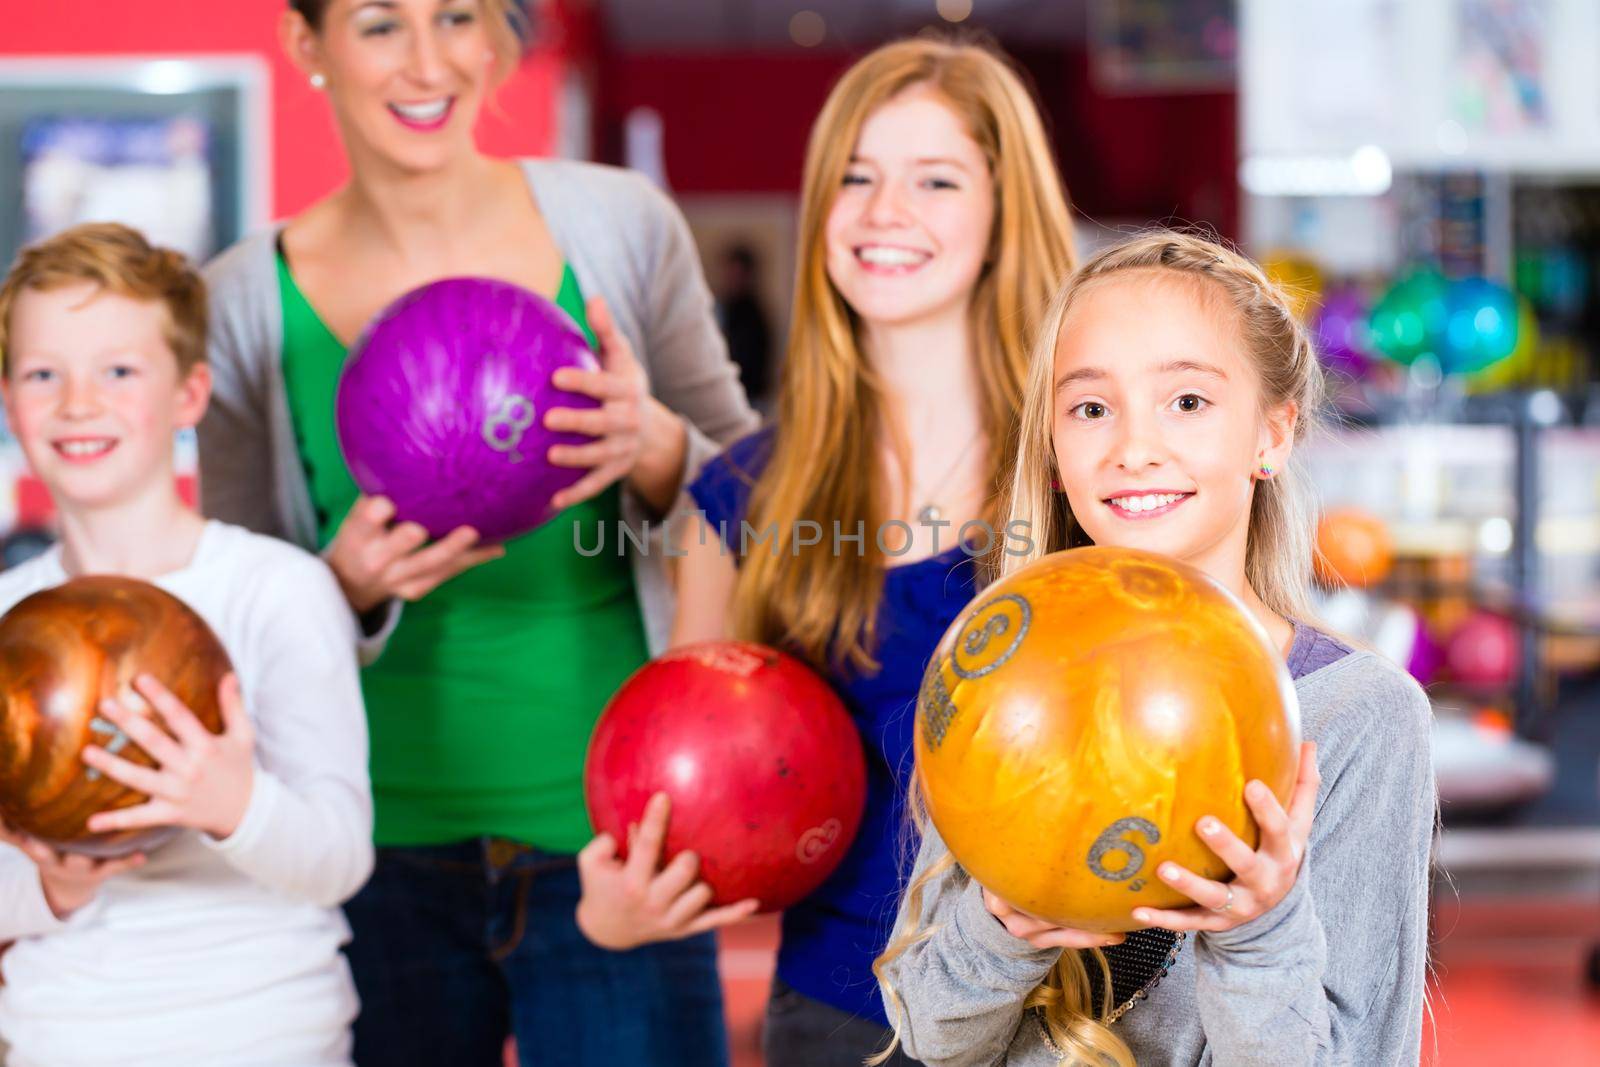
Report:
689,428,980,1025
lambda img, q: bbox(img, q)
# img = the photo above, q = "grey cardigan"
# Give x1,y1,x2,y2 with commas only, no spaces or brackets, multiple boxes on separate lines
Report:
197,158,758,654
879,651,1435,1067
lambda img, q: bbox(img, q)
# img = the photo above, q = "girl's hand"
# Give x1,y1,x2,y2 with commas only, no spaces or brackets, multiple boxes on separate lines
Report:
0,819,145,920
325,495,504,615
982,889,1127,951
574,792,759,951
82,673,256,842
1133,741,1320,933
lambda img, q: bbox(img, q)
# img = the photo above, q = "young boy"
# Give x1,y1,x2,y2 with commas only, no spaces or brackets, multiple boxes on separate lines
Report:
0,223,373,1066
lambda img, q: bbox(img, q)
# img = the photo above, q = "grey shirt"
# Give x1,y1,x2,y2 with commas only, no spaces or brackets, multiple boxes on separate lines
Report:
197,158,758,655
879,644,1434,1066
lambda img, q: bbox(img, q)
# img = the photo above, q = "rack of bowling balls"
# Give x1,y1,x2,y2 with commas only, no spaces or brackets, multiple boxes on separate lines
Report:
1262,253,1579,395
1315,506,1558,726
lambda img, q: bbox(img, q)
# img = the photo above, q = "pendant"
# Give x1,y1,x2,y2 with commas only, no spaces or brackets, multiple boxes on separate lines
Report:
917,504,943,524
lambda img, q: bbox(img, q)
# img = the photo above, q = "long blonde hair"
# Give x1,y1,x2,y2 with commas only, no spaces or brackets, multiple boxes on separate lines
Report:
732,36,1077,673
875,231,1327,1066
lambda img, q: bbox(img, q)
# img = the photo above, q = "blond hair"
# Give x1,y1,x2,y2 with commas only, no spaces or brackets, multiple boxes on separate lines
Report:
0,222,207,377
732,35,1077,673
875,231,1327,1066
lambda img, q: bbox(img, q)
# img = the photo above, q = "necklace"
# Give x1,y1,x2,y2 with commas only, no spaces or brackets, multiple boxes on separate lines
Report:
912,432,983,524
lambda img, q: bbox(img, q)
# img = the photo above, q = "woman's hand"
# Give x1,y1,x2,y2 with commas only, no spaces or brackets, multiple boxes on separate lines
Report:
1132,741,1320,933
325,495,504,615
81,673,256,842
982,889,1127,951
574,792,759,950
545,297,686,515
0,820,145,920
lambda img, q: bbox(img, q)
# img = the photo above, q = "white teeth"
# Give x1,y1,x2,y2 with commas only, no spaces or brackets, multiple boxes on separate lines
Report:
1110,492,1184,513
858,246,929,267
393,99,449,121
59,439,113,457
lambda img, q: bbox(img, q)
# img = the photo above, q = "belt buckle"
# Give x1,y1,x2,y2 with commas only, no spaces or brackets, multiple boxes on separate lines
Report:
486,838,523,869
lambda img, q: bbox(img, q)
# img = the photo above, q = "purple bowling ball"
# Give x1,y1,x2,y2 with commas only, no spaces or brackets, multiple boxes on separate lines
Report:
336,277,601,543
1313,287,1373,379
1406,614,1443,686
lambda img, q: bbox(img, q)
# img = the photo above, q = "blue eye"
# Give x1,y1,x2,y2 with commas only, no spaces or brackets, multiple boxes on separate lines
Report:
22,368,54,384
1071,401,1107,420
924,177,959,190
107,365,137,380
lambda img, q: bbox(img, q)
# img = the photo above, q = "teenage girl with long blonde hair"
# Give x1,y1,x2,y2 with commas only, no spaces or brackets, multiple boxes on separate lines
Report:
874,232,1434,1066
573,36,1076,1066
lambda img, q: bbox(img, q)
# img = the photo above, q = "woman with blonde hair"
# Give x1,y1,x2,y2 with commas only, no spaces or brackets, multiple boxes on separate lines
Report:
874,232,1433,1065
572,36,1076,1066
198,1,755,1063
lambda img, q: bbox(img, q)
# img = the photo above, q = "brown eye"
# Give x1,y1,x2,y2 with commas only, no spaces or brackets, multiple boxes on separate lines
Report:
1175,394,1206,413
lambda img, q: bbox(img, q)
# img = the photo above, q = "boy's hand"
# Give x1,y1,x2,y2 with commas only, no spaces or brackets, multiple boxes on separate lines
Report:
981,889,1127,951
575,792,759,950
81,673,255,841
0,819,145,920
325,496,505,614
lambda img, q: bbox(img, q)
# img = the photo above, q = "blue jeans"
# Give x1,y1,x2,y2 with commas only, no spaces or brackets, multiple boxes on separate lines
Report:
343,840,729,1067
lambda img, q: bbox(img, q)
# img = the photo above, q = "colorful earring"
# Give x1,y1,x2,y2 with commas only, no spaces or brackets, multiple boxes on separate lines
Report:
310,72,327,90
1050,476,1063,492
1257,463,1275,479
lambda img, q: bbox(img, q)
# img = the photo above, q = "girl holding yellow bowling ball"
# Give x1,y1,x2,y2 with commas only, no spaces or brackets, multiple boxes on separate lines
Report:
875,233,1434,1066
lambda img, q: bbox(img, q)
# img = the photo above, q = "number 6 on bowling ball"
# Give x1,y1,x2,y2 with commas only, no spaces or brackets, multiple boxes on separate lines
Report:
0,577,232,858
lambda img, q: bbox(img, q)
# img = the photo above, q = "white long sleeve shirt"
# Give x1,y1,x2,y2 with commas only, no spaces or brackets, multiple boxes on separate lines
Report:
0,521,373,1066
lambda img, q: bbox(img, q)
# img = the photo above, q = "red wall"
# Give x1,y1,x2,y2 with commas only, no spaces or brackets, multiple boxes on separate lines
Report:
597,46,1238,238
598,50,857,194
2,0,561,218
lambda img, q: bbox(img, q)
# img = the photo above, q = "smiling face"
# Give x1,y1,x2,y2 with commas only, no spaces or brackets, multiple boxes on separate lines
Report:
823,85,996,332
1050,270,1296,583
286,0,503,174
2,283,209,514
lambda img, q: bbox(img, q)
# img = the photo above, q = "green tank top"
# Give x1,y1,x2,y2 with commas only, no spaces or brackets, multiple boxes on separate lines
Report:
277,254,649,851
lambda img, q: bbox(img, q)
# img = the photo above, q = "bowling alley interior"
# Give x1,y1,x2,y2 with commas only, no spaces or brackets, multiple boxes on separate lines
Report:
3,2,1600,1066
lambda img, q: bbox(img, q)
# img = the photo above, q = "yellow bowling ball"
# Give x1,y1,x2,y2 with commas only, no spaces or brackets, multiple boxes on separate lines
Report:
915,546,1300,932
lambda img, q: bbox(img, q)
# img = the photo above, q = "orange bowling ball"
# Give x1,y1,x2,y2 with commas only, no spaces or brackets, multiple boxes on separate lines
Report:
0,577,232,857
915,547,1300,933
1315,508,1394,588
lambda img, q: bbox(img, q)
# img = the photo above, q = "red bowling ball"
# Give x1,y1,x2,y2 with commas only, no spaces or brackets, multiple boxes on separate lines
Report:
584,641,866,912
1447,611,1520,689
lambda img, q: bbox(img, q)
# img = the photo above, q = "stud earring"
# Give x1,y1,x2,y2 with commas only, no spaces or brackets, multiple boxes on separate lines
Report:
1257,463,1275,479
310,72,327,90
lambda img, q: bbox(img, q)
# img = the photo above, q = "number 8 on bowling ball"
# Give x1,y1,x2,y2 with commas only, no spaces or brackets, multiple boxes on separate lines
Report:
0,577,232,858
